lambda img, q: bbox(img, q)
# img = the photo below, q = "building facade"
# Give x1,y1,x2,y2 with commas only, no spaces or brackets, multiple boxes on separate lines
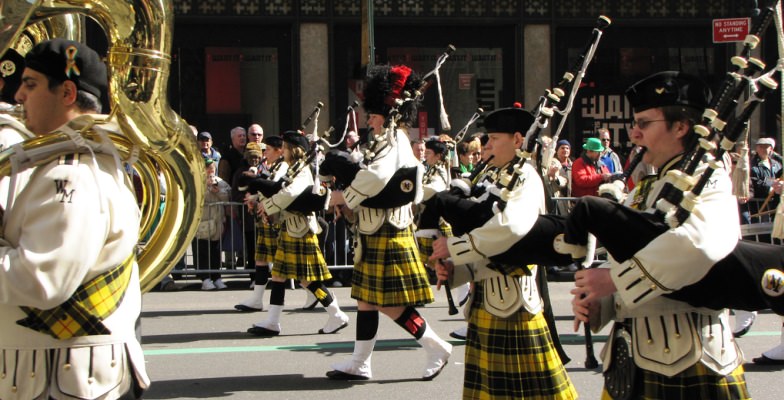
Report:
168,0,778,158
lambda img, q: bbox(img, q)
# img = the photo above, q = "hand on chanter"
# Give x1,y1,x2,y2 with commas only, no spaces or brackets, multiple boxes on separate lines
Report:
570,268,615,330
429,237,450,261
434,259,454,291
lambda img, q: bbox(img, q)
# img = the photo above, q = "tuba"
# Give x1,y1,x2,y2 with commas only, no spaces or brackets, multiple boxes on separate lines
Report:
0,0,205,292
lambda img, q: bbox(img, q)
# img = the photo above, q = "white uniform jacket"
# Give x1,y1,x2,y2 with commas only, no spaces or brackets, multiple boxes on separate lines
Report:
445,160,547,267
261,164,322,238
599,156,743,377
342,128,424,234
0,120,34,214
0,116,149,399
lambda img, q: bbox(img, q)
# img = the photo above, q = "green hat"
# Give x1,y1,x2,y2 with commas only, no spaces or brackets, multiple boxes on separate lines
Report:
583,137,604,152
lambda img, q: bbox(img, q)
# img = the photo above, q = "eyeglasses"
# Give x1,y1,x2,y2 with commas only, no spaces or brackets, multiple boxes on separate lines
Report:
630,119,667,129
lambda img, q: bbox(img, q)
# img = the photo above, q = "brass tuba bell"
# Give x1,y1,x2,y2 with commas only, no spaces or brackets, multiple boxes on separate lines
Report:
0,0,205,292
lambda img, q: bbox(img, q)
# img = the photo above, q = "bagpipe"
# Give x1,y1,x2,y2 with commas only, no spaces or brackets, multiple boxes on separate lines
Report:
318,45,457,210
423,15,611,254
243,101,338,214
560,0,784,315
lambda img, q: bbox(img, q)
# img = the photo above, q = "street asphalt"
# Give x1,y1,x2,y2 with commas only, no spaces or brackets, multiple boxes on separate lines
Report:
139,277,784,399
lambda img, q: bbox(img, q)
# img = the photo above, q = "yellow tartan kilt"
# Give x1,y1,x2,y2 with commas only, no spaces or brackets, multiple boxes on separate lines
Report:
351,224,434,307
416,223,452,268
599,362,750,399
463,283,577,400
255,223,280,264
272,230,331,282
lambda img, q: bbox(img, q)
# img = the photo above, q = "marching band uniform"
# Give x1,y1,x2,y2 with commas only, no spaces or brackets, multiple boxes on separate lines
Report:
440,106,577,399
416,138,453,270
235,136,288,312
248,131,349,336
327,64,451,381
0,40,149,399
571,72,750,399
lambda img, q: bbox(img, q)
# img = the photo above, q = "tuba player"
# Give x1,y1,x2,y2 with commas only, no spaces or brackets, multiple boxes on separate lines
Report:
0,39,149,399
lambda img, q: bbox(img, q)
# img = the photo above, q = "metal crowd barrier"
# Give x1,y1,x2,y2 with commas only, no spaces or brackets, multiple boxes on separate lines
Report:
169,201,354,279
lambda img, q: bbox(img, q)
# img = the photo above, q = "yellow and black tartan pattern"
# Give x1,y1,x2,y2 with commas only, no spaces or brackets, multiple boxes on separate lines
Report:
600,362,750,400
17,254,135,340
272,230,331,281
463,283,577,400
351,224,434,307
255,222,280,264
416,223,453,268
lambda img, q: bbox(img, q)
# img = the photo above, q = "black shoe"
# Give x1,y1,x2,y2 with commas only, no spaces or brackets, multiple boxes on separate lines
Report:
326,370,370,381
247,326,280,336
449,331,467,340
235,304,263,312
752,355,784,365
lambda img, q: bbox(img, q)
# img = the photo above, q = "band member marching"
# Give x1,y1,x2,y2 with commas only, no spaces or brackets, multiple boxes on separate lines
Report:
416,137,454,269
247,130,349,336
1,39,150,399
326,64,452,381
432,105,577,399
235,135,287,312
570,71,750,399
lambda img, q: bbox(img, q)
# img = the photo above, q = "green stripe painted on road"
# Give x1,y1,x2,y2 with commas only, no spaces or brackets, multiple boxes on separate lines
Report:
143,331,783,356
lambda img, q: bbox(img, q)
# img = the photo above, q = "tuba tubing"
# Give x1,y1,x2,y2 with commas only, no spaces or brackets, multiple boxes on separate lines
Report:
4,0,205,292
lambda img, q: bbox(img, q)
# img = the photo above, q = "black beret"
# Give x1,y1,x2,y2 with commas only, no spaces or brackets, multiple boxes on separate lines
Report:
425,138,448,156
0,49,24,104
25,39,106,101
363,64,422,126
263,135,283,148
482,105,534,135
282,130,309,151
625,71,711,112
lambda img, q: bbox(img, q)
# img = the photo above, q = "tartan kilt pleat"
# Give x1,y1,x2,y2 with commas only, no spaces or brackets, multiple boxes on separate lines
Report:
272,230,331,282
255,223,280,264
599,362,750,400
463,283,577,400
351,224,434,307
416,223,453,268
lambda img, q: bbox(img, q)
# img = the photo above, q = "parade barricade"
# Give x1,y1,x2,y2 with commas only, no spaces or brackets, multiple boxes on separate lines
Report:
170,201,354,279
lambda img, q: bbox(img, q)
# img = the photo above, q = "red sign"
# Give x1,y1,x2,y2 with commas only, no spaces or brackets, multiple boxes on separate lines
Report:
713,18,750,43
418,111,428,138
458,74,473,90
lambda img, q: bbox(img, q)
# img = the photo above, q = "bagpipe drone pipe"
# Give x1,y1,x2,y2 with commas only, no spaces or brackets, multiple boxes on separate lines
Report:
416,16,613,269
319,46,458,210
559,0,784,314
241,102,334,214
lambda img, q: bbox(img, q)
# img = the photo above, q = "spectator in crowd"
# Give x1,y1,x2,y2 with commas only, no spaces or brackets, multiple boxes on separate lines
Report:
195,158,231,290
598,127,623,174
247,123,264,145
550,139,573,215
198,131,221,163
749,137,782,221
411,139,426,162
571,137,611,197
456,136,481,175
218,126,247,183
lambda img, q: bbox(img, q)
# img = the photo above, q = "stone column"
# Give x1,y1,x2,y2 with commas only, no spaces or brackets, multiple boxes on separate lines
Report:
300,23,330,127
523,24,551,114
